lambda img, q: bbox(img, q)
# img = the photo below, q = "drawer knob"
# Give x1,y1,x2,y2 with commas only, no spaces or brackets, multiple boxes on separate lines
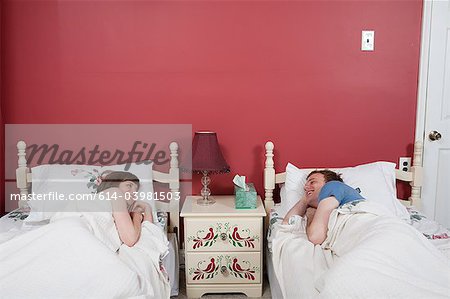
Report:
220,233,227,241
220,265,228,276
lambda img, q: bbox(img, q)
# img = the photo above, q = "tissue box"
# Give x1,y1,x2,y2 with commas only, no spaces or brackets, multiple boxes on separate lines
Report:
234,183,257,209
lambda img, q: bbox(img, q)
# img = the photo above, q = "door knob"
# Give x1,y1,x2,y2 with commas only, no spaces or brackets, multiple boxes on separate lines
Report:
429,131,442,141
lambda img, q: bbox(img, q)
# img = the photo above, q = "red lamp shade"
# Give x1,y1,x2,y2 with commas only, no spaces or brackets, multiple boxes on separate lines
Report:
192,132,230,174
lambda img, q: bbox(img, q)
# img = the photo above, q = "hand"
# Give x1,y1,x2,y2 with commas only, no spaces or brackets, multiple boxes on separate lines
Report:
130,211,143,223
130,201,150,213
282,197,309,224
132,201,153,222
129,203,145,213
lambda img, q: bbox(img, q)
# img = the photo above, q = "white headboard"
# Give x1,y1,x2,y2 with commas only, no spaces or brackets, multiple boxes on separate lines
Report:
15,140,181,241
263,141,424,218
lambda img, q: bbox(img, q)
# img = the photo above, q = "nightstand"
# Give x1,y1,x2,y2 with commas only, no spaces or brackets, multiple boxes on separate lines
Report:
180,195,266,298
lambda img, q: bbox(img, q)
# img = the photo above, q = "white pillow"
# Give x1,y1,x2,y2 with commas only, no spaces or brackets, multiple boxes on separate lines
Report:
279,164,311,217
27,161,156,222
26,165,98,222
279,162,409,219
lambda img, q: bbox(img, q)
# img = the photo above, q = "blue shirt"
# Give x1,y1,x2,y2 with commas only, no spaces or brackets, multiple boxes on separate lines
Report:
318,181,364,206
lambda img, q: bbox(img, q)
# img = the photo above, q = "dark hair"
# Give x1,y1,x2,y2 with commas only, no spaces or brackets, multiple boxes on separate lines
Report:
307,170,343,183
96,171,140,193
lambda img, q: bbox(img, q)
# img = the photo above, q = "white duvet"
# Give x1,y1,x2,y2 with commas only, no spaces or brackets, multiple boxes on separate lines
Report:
0,211,170,299
272,201,450,299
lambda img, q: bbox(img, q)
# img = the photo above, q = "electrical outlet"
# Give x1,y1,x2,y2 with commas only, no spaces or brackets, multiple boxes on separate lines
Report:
361,30,375,51
399,157,411,172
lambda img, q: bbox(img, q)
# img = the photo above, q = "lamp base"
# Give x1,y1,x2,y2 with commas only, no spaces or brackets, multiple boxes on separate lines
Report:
197,171,215,205
197,197,216,206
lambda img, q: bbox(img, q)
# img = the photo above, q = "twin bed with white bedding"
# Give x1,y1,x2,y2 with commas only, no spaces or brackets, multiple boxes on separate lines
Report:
263,141,450,298
0,141,181,298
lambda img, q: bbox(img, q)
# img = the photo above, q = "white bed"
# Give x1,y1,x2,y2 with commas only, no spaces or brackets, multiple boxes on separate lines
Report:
0,140,182,298
263,141,450,299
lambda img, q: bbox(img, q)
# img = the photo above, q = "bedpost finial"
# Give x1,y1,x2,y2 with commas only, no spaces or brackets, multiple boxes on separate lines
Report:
17,140,26,150
169,142,179,169
413,140,424,167
169,142,178,152
265,141,274,151
413,141,423,153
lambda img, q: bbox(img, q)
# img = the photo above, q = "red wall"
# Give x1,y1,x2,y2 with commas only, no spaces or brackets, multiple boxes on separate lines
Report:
1,0,4,214
1,0,422,210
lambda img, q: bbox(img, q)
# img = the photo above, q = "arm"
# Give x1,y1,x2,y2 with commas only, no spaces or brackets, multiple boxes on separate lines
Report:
143,207,153,223
130,211,143,239
131,200,154,223
305,207,316,227
306,196,339,245
282,196,308,224
108,188,143,247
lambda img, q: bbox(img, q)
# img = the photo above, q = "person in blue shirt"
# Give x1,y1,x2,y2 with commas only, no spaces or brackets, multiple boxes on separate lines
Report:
282,170,364,245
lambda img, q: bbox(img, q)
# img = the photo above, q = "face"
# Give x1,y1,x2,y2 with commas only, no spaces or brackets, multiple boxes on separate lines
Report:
304,173,326,203
118,180,139,199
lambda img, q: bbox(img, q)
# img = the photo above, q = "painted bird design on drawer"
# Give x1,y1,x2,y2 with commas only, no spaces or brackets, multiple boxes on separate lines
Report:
192,258,217,280
192,227,215,249
231,258,256,280
231,227,256,248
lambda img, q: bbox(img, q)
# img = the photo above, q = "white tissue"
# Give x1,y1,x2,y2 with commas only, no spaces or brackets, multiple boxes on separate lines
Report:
233,174,249,191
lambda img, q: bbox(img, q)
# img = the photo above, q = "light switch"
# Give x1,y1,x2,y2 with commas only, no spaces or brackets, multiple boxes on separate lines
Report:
361,30,375,51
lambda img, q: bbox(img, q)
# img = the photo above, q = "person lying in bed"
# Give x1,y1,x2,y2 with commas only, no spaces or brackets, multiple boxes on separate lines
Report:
282,170,364,245
96,171,153,247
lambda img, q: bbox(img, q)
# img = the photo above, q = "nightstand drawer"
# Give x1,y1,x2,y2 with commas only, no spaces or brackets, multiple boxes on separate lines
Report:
186,252,261,284
185,217,262,252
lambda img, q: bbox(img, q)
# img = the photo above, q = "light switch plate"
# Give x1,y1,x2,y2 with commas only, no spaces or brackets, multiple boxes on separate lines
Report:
361,30,375,51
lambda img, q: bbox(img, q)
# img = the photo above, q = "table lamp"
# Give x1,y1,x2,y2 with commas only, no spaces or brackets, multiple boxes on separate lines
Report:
192,131,230,205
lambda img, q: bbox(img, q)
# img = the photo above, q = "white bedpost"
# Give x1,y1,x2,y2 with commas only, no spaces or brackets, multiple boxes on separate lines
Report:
264,141,275,220
168,142,180,243
410,141,423,210
16,140,30,208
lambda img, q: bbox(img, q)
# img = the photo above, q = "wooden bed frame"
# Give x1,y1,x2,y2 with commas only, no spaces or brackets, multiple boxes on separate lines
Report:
263,141,424,218
15,140,181,242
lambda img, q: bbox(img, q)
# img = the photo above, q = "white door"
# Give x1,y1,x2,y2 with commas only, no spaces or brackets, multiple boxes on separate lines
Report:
422,0,450,228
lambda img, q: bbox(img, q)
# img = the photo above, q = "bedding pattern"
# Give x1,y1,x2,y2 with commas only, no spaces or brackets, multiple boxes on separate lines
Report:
405,207,449,239
0,208,45,245
0,210,170,298
271,201,450,298
405,207,450,259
